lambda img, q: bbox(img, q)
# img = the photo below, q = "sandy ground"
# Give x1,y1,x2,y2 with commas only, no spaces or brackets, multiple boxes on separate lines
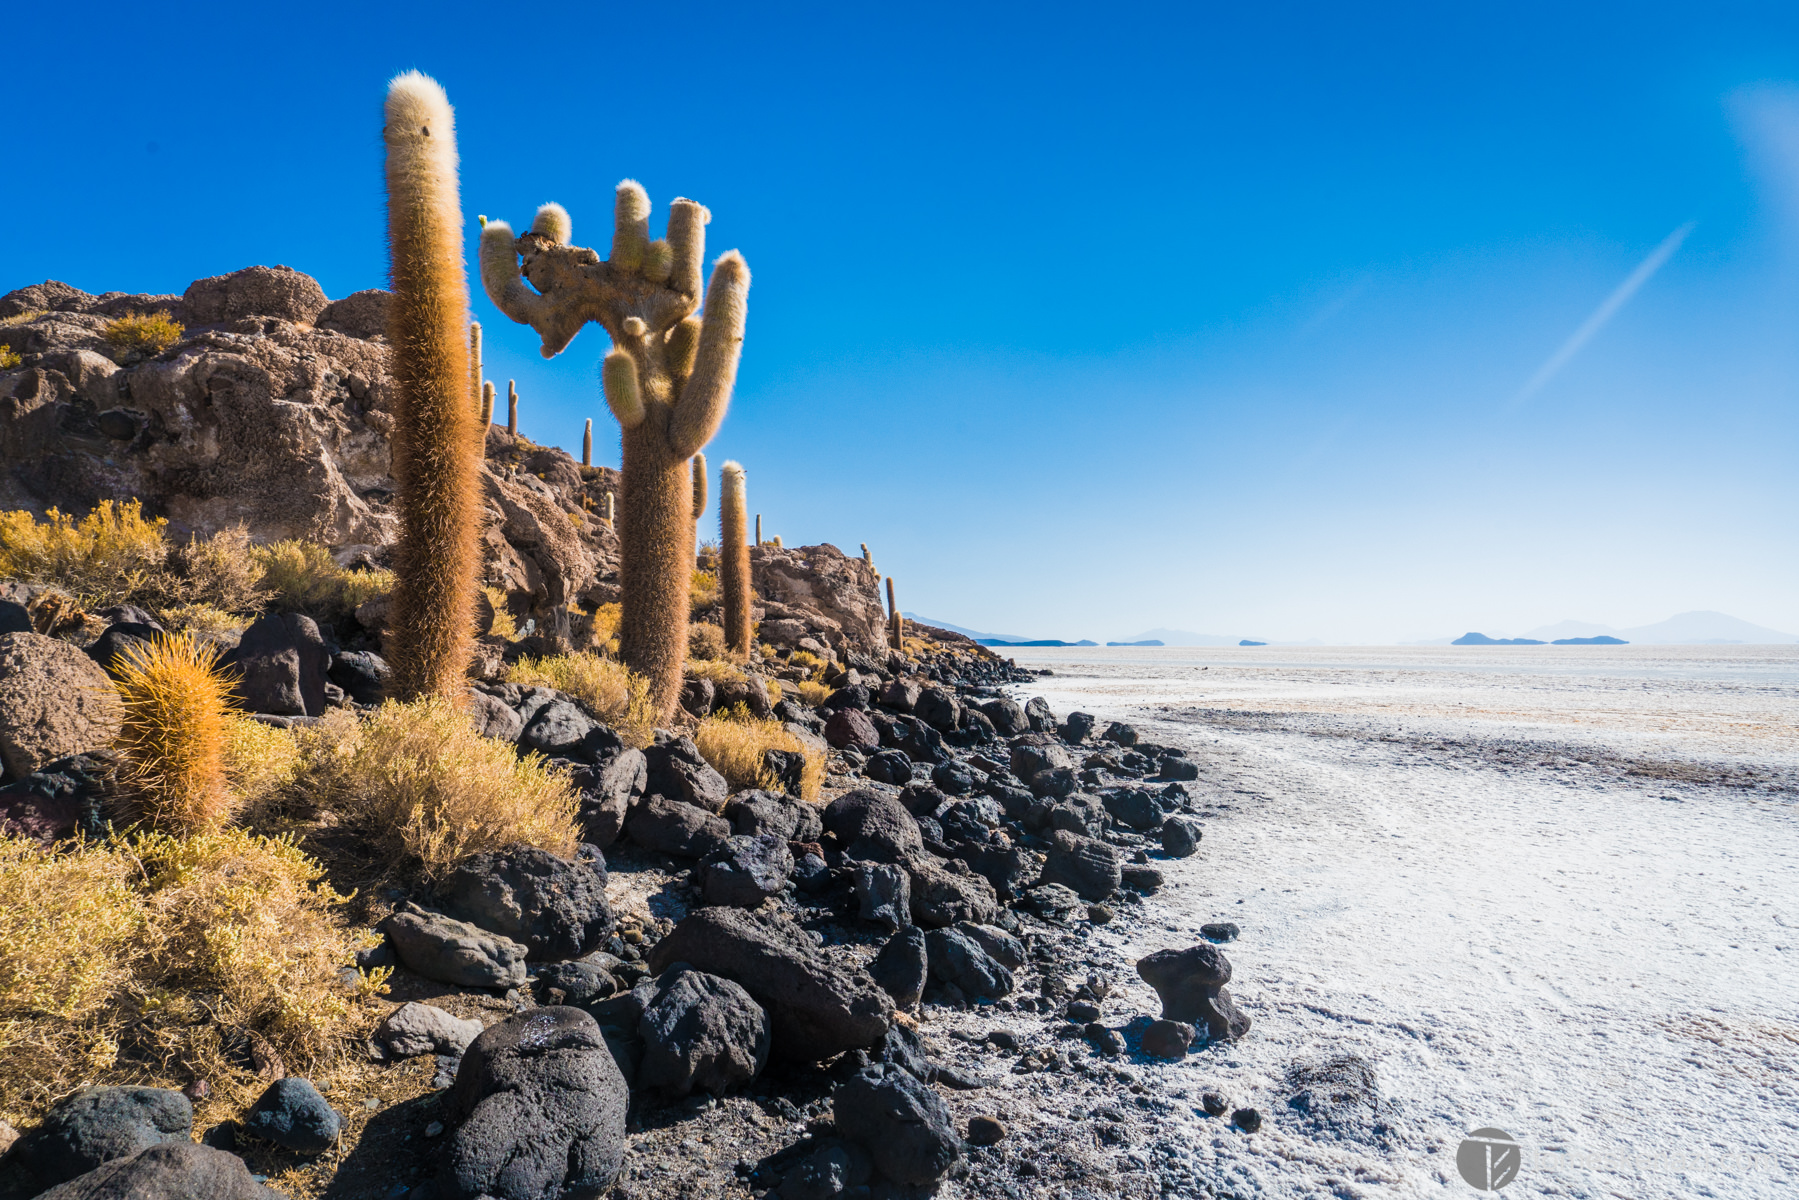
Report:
997,645,1799,1199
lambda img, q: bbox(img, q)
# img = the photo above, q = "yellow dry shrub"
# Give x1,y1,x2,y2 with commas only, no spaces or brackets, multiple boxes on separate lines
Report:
590,602,622,653
110,633,236,835
507,653,657,748
690,568,719,615
164,525,269,613
694,705,825,801
132,828,384,1069
482,584,517,640
789,649,824,677
0,836,146,1118
222,714,302,814
313,697,581,880
0,345,18,370
765,678,784,705
794,679,833,707
0,500,169,608
687,622,729,663
159,602,246,641
252,539,393,614
101,310,184,355
685,657,747,686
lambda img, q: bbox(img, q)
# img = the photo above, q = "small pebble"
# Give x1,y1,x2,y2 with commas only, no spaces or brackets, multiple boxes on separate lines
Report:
967,1115,1008,1146
182,1080,210,1101
1201,1091,1230,1116
1065,1000,1101,1023
364,1098,381,1111
1231,1107,1263,1132
1200,922,1240,942
1084,1022,1125,1056
424,1121,444,1138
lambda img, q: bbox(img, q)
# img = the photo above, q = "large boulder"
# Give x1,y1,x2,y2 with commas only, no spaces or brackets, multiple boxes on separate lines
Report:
569,747,647,848
749,543,889,651
832,1064,962,1187
1007,735,1075,781
825,788,923,863
32,1143,281,1200
0,751,115,845
913,686,962,733
517,699,620,763
372,1002,485,1060
1136,944,1252,1042
242,1078,340,1154
181,264,328,326
1162,814,1205,857
823,707,880,752
441,1008,628,1200
643,735,730,812
924,927,1013,1001
1040,830,1122,901
698,834,794,907
84,622,160,679
1,1087,190,1192
724,788,823,843
907,861,1001,928
637,968,771,1098
976,698,1029,736
868,926,928,1010
624,794,730,859
853,863,912,932
378,904,529,989
645,908,891,1061
219,613,331,717
326,649,388,705
439,845,613,962
0,633,120,778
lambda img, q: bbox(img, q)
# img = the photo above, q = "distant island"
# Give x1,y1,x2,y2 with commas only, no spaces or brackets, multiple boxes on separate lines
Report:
1452,632,1546,645
1239,639,1266,646
1106,640,1164,647
976,638,1098,647
1551,635,1627,645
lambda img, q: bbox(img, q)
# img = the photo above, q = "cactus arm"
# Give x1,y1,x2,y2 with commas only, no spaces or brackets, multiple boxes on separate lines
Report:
666,199,710,298
691,452,708,522
603,350,646,429
478,220,590,358
612,181,650,274
666,316,701,384
669,251,749,459
531,202,572,244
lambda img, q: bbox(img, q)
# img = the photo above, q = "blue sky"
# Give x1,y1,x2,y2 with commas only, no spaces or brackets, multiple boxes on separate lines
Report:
6,3,1798,642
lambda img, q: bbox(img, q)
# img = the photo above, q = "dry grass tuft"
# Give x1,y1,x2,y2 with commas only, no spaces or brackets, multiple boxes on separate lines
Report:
689,568,719,615
481,584,517,640
110,633,237,835
254,540,394,615
507,652,657,748
794,679,833,707
164,526,269,613
685,657,747,686
159,602,247,641
102,310,185,356
0,500,169,608
310,697,581,880
0,345,18,370
788,649,825,676
222,714,303,817
694,705,825,800
688,622,728,662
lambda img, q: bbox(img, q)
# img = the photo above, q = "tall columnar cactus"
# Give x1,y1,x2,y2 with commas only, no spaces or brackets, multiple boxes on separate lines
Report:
383,71,481,701
481,180,750,718
507,379,519,436
860,542,875,574
469,321,482,413
720,461,751,658
481,379,494,425
755,514,762,546
691,452,708,523
604,490,615,525
886,576,903,649
582,418,593,466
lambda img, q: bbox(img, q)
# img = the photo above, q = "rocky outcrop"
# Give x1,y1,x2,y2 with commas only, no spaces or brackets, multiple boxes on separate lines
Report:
749,542,889,653
0,633,121,778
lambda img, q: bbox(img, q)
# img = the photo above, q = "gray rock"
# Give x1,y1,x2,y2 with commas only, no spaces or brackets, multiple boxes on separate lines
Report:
924,927,1013,1000
570,747,648,848
378,904,529,989
1201,921,1240,942
637,968,770,1098
219,613,331,717
625,794,731,858
864,747,916,785
778,1141,874,1200
1103,788,1165,832
32,1143,281,1200
645,907,891,1061
914,686,962,733
0,633,121,779
242,1078,340,1153
823,707,881,752
960,843,1038,898
1040,830,1122,901
1136,944,1253,1042
326,650,388,705
1103,721,1139,745
534,957,618,1006
442,1008,628,1200
723,788,823,843
930,759,978,795
1121,864,1165,893
1024,696,1058,732
1023,883,1083,922
643,735,730,812
1008,735,1075,781
1142,1019,1196,1059
955,922,1025,970
869,926,928,1010
1162,814,1205,857
833,1063,961,1186
699,834,794,907
84,623,160,679
879,678,921,712
3,1087,191,1191
439,844,613,962
466,690,524,742
908,862,1001,928
853,862,911,932
761,748,807,795
519,699,621,764
793,852,832,894
825,788,923,864
0,599,32,634
373,1002,484,1060
1059,711,1096,742
975,698,1029,736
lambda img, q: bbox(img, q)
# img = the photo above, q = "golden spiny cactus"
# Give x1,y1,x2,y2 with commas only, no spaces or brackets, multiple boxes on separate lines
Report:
755,514,762,546
691,452,708,522
480,179,750,719
111,632,236,833
720,461,750,658
383,71,481,700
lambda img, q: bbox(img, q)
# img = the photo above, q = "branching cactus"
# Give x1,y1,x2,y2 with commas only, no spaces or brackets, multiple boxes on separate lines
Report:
481,181,750,718
691,452,708,523
383,71,482,700
720,461,751,658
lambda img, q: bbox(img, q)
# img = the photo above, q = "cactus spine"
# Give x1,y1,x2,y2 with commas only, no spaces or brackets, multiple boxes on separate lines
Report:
383,71,481,701
886,575,903,649
582,418,593,466
469,320,482,413
720,461,750,658
507,379,519,436
691,452,708,523
481,179,750,719
481,379,494,425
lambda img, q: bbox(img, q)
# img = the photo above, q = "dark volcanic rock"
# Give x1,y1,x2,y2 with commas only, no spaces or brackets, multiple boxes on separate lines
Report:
377,904,529,989
643,735,731,812
698,834,794,907
724,789,823,844
1059,711,1096,742
1024,696,1057,733
439,844,613,962
914,686,962,733
373,1001,484,1060
519,698,621,763
1103,721,1139,745
0,751,115,845
1137,944,1253,1041
1102,788,1165,832
534,958,619,1006
869,926,928,1010
959,843,1037,899
441,1008,628,1200
637,967,770,1099
325,650,388,705
645,907,892,1061
924,927,1013,1000
32,1143,281,1200
220,613,331,717
84,623,160,678
825,788,923,863
975,698,1029,736
824,707,881,752
761,748,807,795
1040,830,1122,901
242,1077,340,1153
1162,814,1205,857
853,862,912,932
4,1087,192,1191
864,748,916,785
1008,736,1075,781
833,1063,961,1186
930,759,978,795
1142,1019,1197,1059
624,794,731,859
570,748,648,849
1121,864,1166,893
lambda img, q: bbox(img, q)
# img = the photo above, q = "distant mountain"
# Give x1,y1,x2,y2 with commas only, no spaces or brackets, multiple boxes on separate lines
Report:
1620,611,1797,645
1453,632,1546,646
1117,628,1244,647
904,615,1038,643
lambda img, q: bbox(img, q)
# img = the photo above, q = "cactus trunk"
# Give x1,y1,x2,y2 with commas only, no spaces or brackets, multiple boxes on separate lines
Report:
383,71,481,701
720,461,750,658
480,380,494,425
469,321,482,413
582,418,593,466
886,575,903,650
691,452,708,523
618,429,692,713
507,379,518,436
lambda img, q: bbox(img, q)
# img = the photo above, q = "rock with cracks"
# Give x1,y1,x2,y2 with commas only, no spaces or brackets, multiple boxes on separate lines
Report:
0,633,120,779
636,967,771,1099
698,834,794,907
378,904,529,989
32,1143,282,1200
1,1087,191,1192
439,844,613,962
832,1063,962,1187
1136,944,1254,1042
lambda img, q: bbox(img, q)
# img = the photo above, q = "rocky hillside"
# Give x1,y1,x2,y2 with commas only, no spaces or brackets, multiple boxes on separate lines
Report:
0,266,899,658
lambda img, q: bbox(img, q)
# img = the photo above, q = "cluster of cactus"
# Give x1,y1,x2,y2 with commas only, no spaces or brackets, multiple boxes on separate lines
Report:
382,71,483,700
886,575,904,649
480,178,749,719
